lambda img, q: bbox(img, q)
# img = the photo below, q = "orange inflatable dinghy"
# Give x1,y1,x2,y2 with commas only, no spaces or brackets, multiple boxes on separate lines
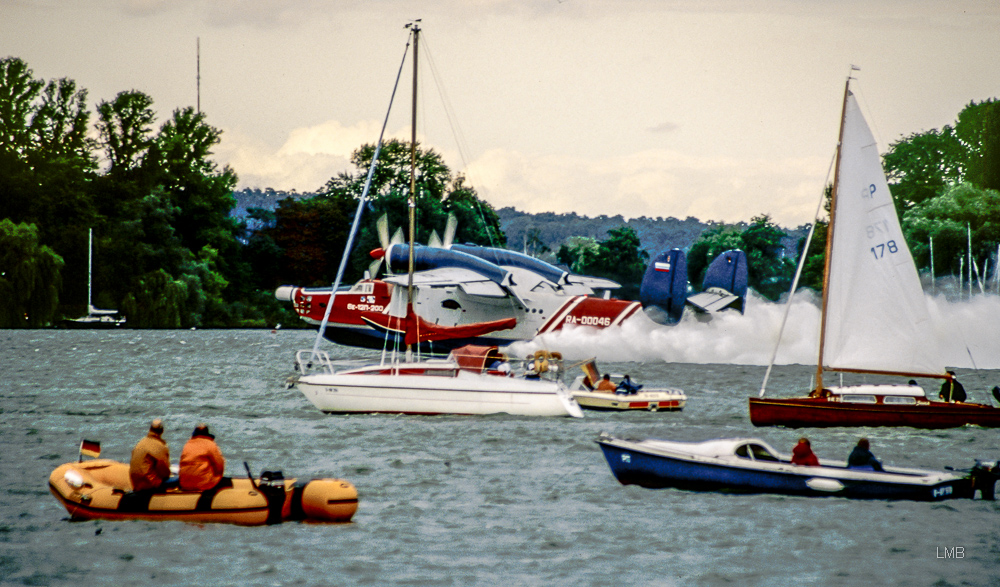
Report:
49,459,357,525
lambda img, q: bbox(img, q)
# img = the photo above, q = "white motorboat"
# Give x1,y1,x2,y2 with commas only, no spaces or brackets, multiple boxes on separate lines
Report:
598,434,998,501
293,346,583,418
568,361,685,412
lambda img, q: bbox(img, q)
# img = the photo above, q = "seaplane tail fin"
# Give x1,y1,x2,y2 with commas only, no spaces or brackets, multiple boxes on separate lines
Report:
639,248,688,325
692,249,748,314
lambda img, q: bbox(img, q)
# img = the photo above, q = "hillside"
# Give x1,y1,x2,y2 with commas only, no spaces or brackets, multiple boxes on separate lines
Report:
233,188,808,259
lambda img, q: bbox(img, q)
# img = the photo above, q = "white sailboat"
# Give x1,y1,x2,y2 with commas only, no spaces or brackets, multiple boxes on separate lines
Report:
64,228,125,328
290,24,582,418
750,76,1000,428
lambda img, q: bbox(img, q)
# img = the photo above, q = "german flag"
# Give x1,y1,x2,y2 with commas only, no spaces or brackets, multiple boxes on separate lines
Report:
79,439,101,459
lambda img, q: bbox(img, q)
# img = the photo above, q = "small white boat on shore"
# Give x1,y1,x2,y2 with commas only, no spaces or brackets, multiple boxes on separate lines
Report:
293,346,583,418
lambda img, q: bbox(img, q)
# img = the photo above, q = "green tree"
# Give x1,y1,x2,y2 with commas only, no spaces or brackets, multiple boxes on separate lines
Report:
556,228,648,299
688,215,794,300
314,139,504,282
0,220,64,327
687,226,743,289
96,90,156,175
556,236,599,273
884,98,1000,211
587,226,649,299
902,183,1000,278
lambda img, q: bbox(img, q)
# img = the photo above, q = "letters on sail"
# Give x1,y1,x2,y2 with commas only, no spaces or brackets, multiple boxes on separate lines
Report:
822,93,944,377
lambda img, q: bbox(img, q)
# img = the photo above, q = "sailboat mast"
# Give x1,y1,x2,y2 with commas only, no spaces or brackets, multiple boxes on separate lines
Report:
407,24,419,307
815,76,852,393
404,23,420,356
87,228,93,313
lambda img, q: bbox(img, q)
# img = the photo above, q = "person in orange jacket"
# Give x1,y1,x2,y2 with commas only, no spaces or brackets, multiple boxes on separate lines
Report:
130,418,171,491
179,423,226,491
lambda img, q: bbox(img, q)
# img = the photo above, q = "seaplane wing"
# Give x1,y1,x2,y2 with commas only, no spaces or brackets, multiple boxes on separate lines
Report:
564,275,620,290
382,268,508,298
686,289,741,313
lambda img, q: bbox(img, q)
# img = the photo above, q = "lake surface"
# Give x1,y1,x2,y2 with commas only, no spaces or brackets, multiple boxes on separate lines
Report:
1,329,998,586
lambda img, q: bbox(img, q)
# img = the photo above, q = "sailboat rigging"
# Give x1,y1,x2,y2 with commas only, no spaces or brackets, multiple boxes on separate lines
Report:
290,24,582,417
749,75,1000,429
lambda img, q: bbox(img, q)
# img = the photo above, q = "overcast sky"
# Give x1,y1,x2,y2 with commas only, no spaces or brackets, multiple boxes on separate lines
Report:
5,0,999,227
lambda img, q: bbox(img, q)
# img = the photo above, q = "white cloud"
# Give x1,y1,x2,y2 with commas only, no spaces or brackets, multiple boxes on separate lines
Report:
219,118,415,192
462,148,826,226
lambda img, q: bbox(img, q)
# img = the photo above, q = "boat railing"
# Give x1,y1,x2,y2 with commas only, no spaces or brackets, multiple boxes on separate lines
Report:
294,350,336,376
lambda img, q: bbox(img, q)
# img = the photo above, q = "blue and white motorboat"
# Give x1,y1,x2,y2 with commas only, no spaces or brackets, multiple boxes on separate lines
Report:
596,434,998,501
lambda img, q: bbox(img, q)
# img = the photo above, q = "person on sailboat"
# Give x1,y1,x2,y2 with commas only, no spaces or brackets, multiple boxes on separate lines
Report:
846,438,883,472
939,372,967,403
791,438,820,467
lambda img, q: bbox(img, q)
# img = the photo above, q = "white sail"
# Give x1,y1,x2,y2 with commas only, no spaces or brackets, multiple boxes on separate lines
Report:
822,93,944,376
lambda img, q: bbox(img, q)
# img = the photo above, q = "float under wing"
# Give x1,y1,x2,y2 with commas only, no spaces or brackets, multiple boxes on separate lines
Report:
361,308,517,345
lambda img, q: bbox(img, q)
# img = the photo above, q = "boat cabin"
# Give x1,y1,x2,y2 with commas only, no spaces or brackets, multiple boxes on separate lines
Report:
820,385,931,406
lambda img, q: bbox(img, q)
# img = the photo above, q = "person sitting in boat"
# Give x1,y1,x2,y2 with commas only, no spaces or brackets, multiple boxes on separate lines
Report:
129,418,171,492
179,423,226,491
596,374,617,393
790,438,820,467
939,371,967,403
615,375,642,395
846,438,883,472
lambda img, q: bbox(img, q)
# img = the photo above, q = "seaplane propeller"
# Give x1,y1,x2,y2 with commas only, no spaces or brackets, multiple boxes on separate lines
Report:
368,214,405,278
367,213,458,277
428,213,458,249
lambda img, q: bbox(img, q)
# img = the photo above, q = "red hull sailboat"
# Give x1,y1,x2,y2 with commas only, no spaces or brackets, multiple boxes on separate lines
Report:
749,75,1000,429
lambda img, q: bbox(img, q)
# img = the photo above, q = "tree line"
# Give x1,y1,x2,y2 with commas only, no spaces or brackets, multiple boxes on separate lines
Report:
796,98,1000,293
3,54,995,329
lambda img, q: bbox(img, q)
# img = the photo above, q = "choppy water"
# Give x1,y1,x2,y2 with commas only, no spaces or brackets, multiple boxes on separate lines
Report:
2,329,998,586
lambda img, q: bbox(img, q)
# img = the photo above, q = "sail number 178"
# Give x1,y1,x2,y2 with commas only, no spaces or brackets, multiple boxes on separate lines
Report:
870,240,898,260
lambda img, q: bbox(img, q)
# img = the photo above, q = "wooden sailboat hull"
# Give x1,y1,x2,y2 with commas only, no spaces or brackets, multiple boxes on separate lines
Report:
749,397,1000,429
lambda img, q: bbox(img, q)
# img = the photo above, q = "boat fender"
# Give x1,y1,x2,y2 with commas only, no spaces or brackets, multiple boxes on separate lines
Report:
257,471,287,525
805,478,845,493
299,479,357,522
648,404,658,412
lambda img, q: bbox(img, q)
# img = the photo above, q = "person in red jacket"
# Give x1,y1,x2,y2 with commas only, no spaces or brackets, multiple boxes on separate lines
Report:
179,423,226,491
129,418,171,491
790,437,820,467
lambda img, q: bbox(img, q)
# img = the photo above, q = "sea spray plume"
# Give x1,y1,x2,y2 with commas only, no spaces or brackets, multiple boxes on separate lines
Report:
511,290,821,365
510,287,1000,369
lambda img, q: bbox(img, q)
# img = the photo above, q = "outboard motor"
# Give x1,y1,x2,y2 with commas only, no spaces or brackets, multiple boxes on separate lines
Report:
639,249,688,325
970,460,998,500
686,249,749,315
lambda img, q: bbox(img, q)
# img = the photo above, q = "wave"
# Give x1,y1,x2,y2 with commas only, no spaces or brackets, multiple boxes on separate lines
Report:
509,289,1000,369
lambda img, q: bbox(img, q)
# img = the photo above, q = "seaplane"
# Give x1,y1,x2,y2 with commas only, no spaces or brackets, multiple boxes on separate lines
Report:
275,214,749,352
